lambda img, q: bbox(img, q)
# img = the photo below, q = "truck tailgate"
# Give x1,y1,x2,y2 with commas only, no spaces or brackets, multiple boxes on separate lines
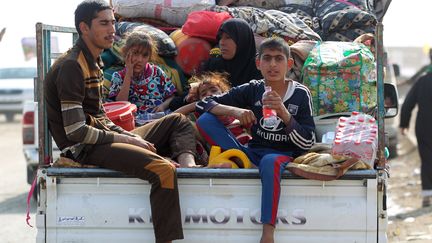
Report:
37,168,382,243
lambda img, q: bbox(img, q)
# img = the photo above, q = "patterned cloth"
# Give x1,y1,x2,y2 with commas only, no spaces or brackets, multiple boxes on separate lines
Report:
313,0,377,41
108,63,176,115
302,41,377,116
208,5,322,44
287,40,318,82
279,3,317,30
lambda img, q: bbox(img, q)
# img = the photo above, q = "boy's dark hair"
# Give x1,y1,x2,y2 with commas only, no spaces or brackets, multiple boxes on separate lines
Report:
257,37,291,59
75,0,112,36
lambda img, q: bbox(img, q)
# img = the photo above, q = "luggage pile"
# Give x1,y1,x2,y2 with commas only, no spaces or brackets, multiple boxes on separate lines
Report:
102,0,378,116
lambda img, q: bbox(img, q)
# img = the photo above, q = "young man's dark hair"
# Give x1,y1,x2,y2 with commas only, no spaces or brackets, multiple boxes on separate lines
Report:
257,37,291,59
74,0,112,35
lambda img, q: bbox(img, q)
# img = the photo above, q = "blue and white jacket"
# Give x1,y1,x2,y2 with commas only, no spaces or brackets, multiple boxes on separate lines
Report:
196,79,316,156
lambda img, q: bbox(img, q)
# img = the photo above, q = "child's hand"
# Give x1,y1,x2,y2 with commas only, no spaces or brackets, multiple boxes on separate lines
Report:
262,91,291,122
232,108,256,127
185,82,199,103
125,51,136,77
153,105,165,113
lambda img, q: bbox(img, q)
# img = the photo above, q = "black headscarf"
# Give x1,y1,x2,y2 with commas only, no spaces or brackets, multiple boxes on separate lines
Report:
202,18,262,87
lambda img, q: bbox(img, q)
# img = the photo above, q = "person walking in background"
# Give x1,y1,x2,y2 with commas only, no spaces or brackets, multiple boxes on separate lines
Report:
400,60,432,207
44,1,197,242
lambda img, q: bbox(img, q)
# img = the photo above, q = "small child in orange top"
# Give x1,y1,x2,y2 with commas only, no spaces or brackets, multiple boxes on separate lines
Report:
175,72,251,145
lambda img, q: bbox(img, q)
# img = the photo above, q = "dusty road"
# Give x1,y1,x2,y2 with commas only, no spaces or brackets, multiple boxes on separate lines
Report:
387,133,432,243
386,82,432,242
0,115,37,243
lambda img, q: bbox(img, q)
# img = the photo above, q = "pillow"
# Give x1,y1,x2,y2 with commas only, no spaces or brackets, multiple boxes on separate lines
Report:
170,29,211,75
182,11,232,42
115,21,178,56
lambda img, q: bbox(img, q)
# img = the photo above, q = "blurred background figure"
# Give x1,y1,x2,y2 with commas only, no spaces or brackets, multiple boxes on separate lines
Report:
0,28,5,42
399,48,432,207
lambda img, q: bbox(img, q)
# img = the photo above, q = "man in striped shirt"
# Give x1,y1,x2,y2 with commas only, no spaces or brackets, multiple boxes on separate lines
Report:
44,1,196,242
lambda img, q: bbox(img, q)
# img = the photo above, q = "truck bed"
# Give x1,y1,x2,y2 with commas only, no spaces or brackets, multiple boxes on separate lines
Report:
36,167,385,243
44,167,377,179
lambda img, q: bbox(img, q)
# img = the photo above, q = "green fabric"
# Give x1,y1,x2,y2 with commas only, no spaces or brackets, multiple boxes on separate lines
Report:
302,41,377,116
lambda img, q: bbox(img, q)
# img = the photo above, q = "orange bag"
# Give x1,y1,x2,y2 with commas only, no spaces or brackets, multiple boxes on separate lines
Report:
182,11,232,42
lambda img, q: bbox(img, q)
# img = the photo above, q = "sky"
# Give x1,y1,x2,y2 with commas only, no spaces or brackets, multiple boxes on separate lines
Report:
0,0,430,66
383,0,432,48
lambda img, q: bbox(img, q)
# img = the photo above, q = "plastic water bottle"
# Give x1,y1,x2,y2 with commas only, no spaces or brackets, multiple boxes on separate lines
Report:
262,86,277,127
332,111,378,167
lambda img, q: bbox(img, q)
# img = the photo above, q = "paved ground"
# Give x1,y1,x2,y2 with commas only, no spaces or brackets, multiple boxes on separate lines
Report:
0,115,37,243
387,128,432,242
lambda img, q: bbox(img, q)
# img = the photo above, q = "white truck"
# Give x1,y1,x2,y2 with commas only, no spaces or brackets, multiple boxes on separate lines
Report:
33,4,398,243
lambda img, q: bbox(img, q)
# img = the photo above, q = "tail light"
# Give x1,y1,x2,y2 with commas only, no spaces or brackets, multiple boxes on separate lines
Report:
22,111,34,145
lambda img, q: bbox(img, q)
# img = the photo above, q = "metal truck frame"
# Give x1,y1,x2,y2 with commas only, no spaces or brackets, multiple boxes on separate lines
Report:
34,22,392,242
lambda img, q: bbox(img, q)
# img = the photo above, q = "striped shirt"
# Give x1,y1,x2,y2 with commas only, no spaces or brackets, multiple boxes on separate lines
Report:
45,38,130,158
196,79,315,156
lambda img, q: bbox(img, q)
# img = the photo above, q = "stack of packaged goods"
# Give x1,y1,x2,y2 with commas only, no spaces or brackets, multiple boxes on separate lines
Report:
332,111,378,167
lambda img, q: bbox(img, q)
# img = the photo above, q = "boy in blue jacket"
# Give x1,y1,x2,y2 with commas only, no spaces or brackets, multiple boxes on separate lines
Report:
195,37,315,243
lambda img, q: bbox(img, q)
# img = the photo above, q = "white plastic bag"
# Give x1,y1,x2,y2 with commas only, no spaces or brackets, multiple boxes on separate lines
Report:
112,0,215,26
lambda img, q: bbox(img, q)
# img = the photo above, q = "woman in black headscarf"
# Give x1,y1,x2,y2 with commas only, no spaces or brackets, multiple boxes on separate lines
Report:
202,18,263,86
169,18,262,111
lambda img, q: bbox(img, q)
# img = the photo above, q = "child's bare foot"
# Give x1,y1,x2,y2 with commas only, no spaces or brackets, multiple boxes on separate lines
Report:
260,224,275,243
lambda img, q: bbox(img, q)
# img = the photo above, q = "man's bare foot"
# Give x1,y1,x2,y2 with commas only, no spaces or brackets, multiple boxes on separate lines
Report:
177,152,197,167
260,224,275,243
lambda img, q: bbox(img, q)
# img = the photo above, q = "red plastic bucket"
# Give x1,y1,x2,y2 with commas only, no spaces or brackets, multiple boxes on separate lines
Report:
103,101,137,131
